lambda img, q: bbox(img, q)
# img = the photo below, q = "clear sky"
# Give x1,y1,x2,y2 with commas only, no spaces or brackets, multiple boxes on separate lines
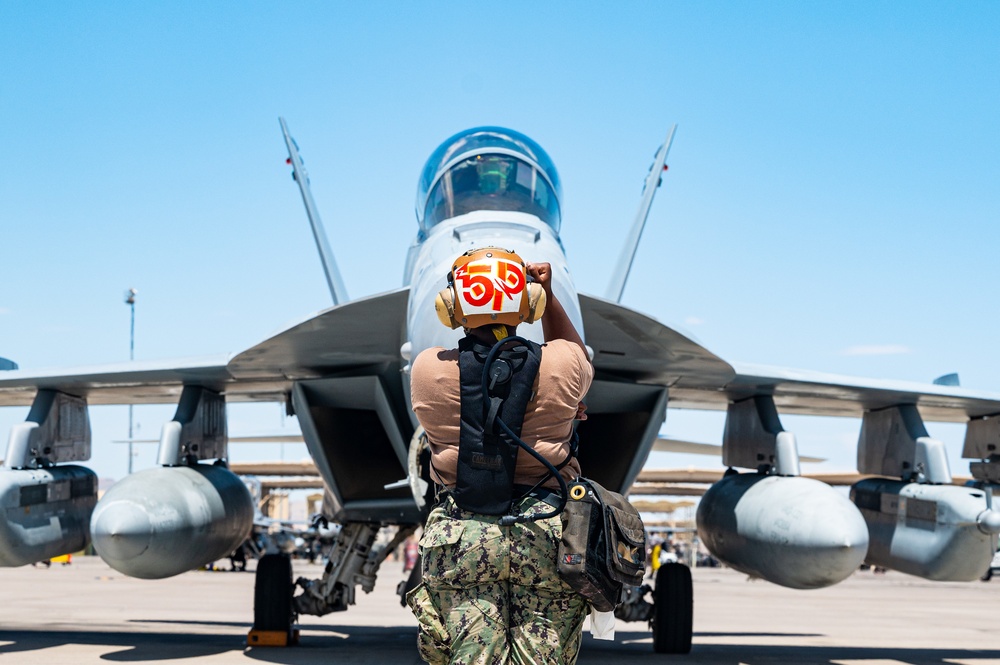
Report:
2,2,998,483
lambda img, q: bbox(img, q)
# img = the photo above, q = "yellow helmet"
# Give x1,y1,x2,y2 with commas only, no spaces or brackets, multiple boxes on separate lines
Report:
435,247,546,331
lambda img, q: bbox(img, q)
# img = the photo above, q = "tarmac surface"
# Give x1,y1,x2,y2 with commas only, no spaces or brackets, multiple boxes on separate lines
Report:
0,557,997,664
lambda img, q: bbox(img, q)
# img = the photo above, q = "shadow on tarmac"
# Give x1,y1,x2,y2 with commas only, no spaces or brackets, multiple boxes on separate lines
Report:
128,618,392,636
0,626,423,664
1,627,998,664
580,631,1000,665
0,630,235,661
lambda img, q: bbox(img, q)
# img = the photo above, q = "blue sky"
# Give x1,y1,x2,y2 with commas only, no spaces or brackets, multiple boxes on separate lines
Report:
2,2,998,482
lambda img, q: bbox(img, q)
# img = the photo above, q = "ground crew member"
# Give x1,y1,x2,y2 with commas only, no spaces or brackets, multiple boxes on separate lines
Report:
407,247,593,665
649,538,663,579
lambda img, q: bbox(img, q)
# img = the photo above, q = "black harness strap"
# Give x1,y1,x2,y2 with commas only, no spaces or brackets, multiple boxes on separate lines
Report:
453,335,541,515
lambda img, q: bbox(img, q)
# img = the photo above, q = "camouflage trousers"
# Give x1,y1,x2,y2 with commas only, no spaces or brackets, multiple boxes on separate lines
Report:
407,494,589,665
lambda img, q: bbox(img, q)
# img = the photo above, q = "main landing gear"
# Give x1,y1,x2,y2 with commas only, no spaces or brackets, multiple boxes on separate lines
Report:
613,562,694,654
652,563,693,654
248,553,298,647
248,521,420,648
246,541,695,654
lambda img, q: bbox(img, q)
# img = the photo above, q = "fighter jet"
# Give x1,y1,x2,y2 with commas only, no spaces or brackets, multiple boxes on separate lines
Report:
0,120,998,655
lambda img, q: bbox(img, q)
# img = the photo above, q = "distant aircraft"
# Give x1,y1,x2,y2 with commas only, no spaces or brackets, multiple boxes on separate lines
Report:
0,120,998,655
239,476,338,563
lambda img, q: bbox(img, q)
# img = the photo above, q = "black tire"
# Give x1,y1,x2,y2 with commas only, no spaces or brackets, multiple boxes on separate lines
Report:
652,562,693,654
253,553,294,634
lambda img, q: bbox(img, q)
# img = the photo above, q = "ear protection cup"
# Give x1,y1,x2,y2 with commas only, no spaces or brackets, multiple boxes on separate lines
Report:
438,282,545,329
524,283,546,323
435,286,460,329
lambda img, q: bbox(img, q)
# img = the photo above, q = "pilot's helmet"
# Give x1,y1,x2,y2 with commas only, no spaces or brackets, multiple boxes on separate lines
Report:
416,127,562,233
434,246,546,337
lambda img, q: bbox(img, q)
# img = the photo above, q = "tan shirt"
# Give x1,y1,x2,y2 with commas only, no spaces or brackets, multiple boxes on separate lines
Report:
410,338,593,489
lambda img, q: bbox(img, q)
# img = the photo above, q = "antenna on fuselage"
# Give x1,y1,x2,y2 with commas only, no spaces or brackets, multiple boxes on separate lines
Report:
604,124,677,303
279,117,349,306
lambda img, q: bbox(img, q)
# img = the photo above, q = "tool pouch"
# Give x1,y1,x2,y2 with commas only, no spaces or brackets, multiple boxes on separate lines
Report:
557,477,646,611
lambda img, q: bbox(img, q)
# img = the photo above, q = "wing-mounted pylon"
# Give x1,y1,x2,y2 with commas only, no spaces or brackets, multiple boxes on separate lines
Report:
279,117,349,306
964,415,1000,484
722,395,802,477
604,125,677,303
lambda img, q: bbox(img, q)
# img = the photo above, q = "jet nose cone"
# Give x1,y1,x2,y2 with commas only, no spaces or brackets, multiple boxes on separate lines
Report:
91,501,153,563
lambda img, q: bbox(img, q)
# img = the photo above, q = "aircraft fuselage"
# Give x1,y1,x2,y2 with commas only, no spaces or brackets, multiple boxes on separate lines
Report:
403,209,584,365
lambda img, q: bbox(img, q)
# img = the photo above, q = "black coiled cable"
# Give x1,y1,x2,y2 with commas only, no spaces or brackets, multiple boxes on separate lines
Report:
480,336,571,526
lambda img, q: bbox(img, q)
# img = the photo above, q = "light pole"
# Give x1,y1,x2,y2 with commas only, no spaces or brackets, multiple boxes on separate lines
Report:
124,288,137,475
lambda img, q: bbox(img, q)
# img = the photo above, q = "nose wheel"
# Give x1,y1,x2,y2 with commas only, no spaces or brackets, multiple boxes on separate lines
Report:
651,562,693,654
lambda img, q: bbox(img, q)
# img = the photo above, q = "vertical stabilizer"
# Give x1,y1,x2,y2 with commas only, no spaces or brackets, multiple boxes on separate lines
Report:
604,125,677,303
279,117,349,306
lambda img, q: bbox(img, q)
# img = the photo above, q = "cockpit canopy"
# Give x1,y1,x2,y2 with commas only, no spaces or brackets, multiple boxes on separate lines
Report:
416,127,562,233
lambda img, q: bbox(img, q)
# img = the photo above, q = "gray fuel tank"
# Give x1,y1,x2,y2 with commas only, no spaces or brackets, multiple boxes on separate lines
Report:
91,464,253,579
697,473,869,589
0,465,97,566
851,478,999,581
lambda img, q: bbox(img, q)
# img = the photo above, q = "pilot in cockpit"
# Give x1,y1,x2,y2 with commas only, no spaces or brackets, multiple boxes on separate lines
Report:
416,127,563,233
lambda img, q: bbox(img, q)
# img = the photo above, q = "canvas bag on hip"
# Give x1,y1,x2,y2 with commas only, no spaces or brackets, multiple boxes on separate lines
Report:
557,477,646,611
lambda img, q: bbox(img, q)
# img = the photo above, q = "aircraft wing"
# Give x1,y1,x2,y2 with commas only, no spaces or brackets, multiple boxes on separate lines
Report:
579,293,735,389
0,355,237,406
227,287,408,380
671,361,1000,422
0,288,410,407
5,288,996,424
578,293,1000,423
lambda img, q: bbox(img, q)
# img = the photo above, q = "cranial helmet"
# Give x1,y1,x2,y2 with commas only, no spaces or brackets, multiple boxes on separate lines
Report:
435,247,546,331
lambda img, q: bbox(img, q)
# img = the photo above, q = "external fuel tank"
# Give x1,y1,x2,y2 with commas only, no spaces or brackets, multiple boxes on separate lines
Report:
91,464,253,579
697,473,869,589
